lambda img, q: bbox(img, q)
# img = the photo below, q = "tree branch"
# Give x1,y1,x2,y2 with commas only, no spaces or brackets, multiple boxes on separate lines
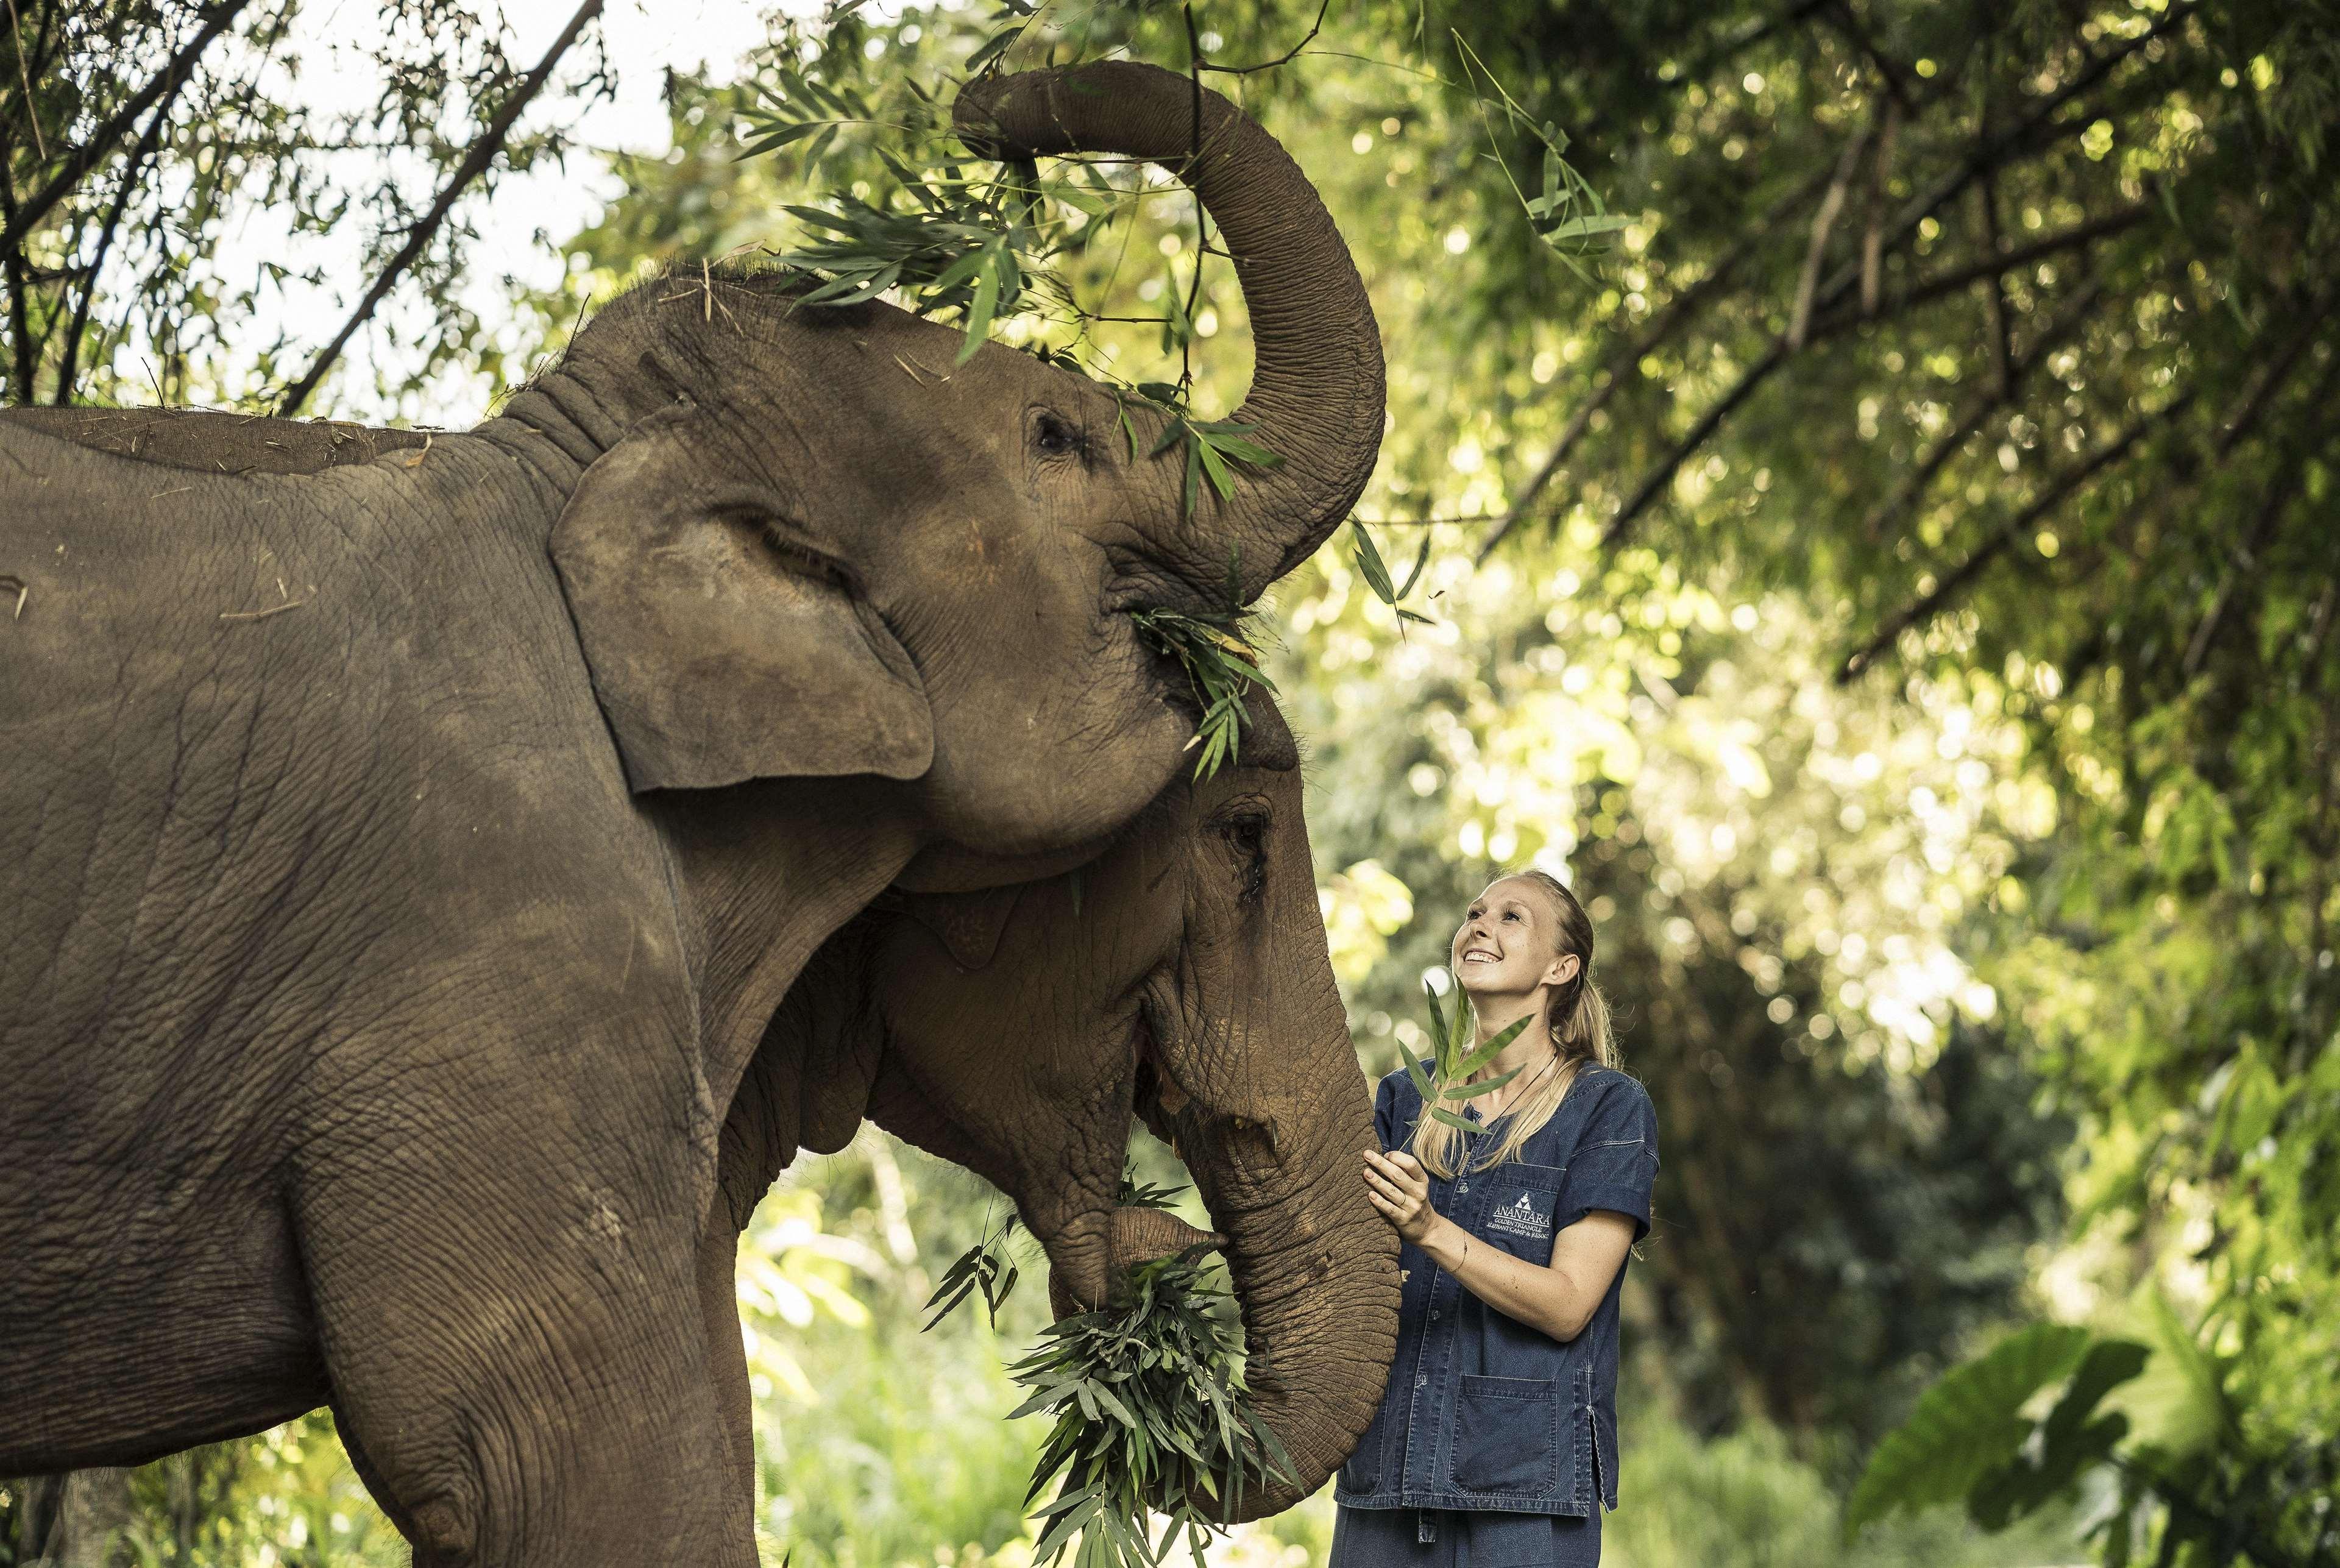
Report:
1857,272,2108,544
1471,162,1838,563
1,0,249,258
1,144,35,402
1787,117,1874,348
275,0,602,416
1837,392,2194,683
2179,332,2339,676
1598,7,2188,559
52,35,199,404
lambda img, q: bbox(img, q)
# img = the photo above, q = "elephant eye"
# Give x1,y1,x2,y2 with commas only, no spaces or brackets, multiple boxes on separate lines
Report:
1216,806,1271,904
1031,410,1087,461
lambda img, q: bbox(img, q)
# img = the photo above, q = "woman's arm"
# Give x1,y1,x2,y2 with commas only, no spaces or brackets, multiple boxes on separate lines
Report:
1364,1149,1634,1343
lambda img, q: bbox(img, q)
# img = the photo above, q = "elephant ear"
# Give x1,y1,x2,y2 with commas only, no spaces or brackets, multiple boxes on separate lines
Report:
901,882,1027,972
548,413,934,793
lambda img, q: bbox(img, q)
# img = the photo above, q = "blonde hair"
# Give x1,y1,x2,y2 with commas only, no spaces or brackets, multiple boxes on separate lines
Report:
1409,868,1621,1179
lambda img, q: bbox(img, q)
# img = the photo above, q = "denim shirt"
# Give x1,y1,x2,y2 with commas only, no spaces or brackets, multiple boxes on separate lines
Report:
1333,1060,1658,1516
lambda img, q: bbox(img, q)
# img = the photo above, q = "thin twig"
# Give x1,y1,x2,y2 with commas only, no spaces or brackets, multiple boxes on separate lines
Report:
5,0,43,158
1837,392,2193,682
0,572,24,619
275,0,602,415
54,44,197,403
1196,0,1330,76
218,600,305,622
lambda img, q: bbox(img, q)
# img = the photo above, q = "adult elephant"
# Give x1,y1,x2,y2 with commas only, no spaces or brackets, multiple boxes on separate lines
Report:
0,63,1381,1567
711,695,1399,1530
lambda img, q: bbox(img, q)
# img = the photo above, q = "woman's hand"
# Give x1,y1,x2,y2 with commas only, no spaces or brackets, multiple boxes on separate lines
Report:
1363,1148,1438,1244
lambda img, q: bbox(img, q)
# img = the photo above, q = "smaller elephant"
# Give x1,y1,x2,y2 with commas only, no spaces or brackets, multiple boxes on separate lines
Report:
706,693,1401,1525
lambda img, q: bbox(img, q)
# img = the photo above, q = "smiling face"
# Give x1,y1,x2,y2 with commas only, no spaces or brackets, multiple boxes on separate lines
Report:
1452,875,1581,1006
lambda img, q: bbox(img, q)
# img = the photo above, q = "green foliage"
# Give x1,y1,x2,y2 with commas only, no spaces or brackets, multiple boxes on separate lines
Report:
925,1201,1028,1330
1403,973,1533,1137
1009,1241,1294,1568
770,163,1034,364
1347,519,1434,628
1844,1324,2104,1533
1607,1412,2082,1568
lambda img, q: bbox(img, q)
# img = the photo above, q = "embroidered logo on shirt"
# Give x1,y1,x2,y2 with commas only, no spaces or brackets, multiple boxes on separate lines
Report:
1487,1192,1553,1240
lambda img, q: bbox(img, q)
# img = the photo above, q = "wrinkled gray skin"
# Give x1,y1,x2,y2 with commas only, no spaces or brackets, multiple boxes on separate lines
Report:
0,64,1382,1567
707,695,1398,1526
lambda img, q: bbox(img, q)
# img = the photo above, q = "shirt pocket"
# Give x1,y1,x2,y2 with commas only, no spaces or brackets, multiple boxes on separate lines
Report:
1474,1159,1566,1263
1450,1372,1567,1495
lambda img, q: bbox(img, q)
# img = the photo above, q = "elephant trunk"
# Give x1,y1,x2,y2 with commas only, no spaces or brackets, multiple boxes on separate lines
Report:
1118,971,1399,1523
953,63,1384,602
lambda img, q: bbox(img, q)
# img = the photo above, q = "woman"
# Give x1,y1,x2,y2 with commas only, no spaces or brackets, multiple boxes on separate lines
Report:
1331,870,1658,1568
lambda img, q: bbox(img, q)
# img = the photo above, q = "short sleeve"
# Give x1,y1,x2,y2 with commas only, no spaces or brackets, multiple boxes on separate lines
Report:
1559,1076,1659,1244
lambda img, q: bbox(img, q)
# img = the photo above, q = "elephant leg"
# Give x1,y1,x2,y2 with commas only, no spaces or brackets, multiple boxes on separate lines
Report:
298,1177,753,1567
695,1197,759,1522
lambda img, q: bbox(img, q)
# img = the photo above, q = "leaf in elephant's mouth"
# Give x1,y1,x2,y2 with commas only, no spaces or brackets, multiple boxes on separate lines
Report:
1127,591,1277,783
1009,1240,1294,1568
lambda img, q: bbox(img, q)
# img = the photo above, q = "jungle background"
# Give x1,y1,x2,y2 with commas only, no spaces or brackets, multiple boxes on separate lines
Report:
4,0,2335,1563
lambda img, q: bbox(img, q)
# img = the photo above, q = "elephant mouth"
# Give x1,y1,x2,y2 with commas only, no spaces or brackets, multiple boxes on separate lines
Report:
1041,1006,1221,1319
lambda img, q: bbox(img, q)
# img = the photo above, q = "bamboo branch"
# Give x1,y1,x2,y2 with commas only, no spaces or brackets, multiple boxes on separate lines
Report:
1859,96,1900,316
1814,202,2147,330
1,0,249,257
1837,392,2194,683
275,0,601,416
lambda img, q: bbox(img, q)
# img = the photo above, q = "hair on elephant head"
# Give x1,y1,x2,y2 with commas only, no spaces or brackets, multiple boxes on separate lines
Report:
537,59,1383,858
717,691,1398,1525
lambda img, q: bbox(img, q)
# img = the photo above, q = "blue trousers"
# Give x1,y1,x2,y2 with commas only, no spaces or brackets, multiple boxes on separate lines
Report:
1328,1505,1600,1568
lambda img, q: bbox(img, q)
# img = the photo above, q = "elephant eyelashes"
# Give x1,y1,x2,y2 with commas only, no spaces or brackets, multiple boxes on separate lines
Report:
1217,808,1271,904
1030,410,1089,463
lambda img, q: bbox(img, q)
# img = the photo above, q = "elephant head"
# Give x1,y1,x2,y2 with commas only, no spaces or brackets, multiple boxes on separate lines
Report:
534,60,1383,865
725,693,1397,1521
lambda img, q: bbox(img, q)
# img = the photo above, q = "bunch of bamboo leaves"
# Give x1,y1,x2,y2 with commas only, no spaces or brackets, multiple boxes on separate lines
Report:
1009,1243,1295,1568
925,1172,1292,1568
765,151,1055,366
1406,974,1536,1139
